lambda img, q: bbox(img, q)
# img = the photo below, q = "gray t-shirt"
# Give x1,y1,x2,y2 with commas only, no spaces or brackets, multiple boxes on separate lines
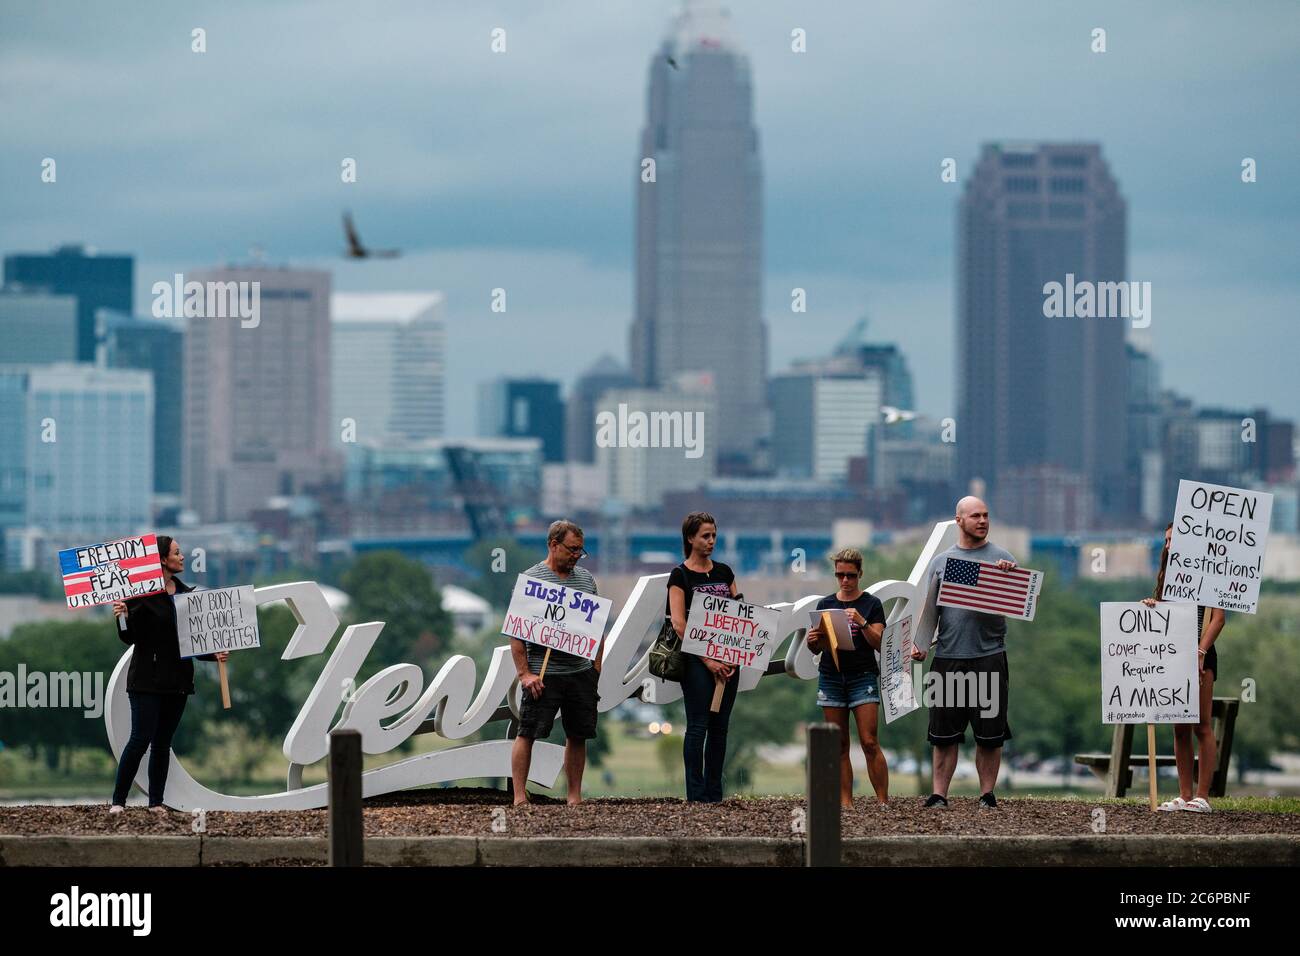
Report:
518,561,600,675
925,541,1017,660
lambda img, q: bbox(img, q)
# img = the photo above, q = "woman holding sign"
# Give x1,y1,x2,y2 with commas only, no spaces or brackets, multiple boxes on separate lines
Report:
667,512,740,803
109,535,228,814
805,548,888,806
1143,522,1225,813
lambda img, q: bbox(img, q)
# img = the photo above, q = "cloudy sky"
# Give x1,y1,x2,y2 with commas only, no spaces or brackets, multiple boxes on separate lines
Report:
3,0,1297,435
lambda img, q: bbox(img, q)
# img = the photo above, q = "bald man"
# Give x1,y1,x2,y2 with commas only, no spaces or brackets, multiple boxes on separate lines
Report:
911,497,1017,809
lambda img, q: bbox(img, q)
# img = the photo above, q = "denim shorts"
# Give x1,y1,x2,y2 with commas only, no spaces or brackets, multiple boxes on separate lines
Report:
816,670,880,709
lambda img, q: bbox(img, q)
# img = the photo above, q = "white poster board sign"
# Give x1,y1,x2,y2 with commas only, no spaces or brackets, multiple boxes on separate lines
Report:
501,574,612,660
1100,602,1199,724
880,615,919,724
175,586,260,659
1167,479,1272,614
682,593,781,670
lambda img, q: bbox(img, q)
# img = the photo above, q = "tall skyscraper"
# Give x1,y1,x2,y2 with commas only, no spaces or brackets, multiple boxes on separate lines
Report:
4,244,132,362
478,378,565,463
0,288,78,363
332,292,446,443
769,368,882,481
957,143,1128,516
0,364,153,554
183,266,334,522
629,1,766,470
101,310,184,496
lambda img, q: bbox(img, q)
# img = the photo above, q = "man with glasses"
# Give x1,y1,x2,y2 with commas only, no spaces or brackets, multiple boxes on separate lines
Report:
511,519,603,805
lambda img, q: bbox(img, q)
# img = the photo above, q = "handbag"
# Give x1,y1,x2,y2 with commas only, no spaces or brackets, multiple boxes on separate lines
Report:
648,616,687,682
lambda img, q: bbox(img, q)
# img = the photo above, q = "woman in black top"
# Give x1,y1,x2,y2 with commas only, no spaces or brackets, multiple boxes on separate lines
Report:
109,535,227,813
667,511,740,802
1143,522,1225,813
805,548,888,805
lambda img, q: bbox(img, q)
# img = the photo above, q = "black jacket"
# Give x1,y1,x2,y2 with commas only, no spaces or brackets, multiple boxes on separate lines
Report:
118,577,216,695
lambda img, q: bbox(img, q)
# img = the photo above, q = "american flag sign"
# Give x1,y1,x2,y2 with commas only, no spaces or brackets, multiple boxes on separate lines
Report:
60,534,167,609
937,557,1043,621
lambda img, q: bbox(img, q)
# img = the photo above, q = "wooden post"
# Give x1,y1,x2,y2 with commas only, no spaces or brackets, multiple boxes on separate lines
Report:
710,679,725,713
1106,723,1134,798
329,729,363,867
1146,724,1158,811
806,723,841,867
537,648,552,682
217,658,231,710
820,611,841,672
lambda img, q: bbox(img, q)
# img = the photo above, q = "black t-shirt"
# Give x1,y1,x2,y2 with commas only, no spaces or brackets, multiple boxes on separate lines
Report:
814,592,886,675
665,562,736,618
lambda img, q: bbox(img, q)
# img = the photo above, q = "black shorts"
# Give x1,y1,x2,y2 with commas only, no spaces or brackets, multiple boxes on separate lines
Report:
926,653,1012,748
517,667,599,741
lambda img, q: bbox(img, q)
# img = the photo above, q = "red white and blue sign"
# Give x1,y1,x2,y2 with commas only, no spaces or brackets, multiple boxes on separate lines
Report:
59,534,167,609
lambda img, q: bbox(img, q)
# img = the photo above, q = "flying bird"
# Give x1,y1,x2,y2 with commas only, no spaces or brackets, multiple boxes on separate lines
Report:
342,212,401,259
882,406,918,425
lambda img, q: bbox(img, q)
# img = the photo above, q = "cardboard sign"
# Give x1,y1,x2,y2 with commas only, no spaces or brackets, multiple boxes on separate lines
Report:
175,586,260,659
60,534,166,609
1100,602,1199,724
880,615,919,724
500,574,612,660
1166,479,1272,614
807,608,853,650
681,593,781,670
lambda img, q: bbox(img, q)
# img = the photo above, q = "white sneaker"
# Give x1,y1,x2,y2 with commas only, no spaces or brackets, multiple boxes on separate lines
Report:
1183,797,1213,813
1155,797,1187,812
108,804,125,815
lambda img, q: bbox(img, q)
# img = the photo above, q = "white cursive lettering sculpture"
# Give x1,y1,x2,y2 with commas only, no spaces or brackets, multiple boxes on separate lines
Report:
105,522,956,810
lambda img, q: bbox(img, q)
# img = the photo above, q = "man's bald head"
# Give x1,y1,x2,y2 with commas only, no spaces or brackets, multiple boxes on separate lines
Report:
954,496,990,545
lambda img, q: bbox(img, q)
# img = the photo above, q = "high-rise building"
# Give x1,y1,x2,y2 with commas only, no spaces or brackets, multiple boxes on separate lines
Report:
331,292,446,443
0,364,152,555
596,372,717,511
956,143,1128,518
565,354,636,463
101,311,183,495
478,378,565,464
4,244,132,362
769,369,882,481
182,266,334,522
834,318,916,435
0,288,78,364
629,2,767,470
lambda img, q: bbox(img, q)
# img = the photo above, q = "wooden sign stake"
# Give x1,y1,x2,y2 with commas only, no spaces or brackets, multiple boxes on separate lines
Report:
710,679,725,713
821,611,841,672
218,658,232,710
537,647,552,682
1146,724,1157,811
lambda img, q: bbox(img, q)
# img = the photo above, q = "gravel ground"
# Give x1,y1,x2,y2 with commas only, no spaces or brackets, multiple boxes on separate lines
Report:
3,789,1299,838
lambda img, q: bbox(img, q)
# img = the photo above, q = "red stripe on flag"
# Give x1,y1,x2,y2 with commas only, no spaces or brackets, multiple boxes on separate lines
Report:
939,588,1027,614
939,594,1027,615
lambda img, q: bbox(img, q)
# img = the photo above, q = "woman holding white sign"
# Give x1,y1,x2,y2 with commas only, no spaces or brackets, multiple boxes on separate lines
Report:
108,535,228,814
1143,522,1225,813
667,512,741,803
805,548,888,806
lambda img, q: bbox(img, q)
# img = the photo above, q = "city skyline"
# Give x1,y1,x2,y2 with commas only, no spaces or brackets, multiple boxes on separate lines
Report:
2,0,1296,438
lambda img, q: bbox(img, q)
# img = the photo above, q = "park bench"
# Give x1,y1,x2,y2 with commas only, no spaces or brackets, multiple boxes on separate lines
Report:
1073,697,1240,798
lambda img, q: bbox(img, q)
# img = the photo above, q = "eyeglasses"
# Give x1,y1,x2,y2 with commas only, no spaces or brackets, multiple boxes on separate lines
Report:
834,571,859,579
559,543,587,558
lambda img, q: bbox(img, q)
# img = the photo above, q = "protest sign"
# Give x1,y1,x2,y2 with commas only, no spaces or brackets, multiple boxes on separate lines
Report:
175,585,259,710
60,534,166,609
881,615,919,724
501,574,613,677
1166,479,1272,614
1100,602,1199,725
807,608,851,671
683,593,781,711
937,557,1043,621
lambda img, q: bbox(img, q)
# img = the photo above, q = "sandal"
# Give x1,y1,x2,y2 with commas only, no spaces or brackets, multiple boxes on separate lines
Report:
1155,797,1187,812
1183,797,1213,813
